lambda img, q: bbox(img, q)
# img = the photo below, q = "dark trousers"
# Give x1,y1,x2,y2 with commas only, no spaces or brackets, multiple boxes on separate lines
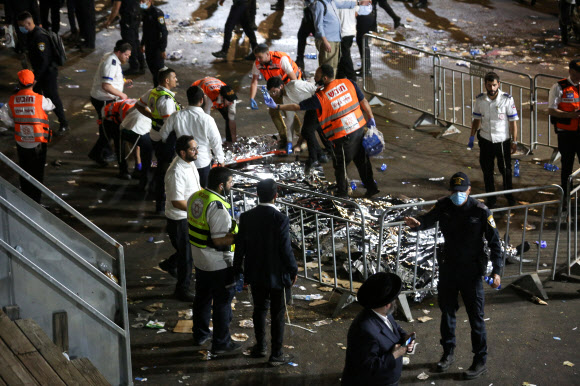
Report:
356,14,376,72
330,128,377,195
557,131,580,197
221,2,258,52
302,110,324,163
251,286,286,357
217,107,235,142
120,21,145,70
34,67,67,128
373,0,399,23
296,8,316,67
66,0,77,33
145,49,165,87
88,97,115,162
197,164,210,188
73,0,95,48
193,267,236,349
119,128,140,176
478,135,514,204
152,133,176,212
39,0,61,33
17,143,47,203
124,131,153,190
103,120,122,170
336,35,356,81
166,218,193,291
438,264,487,363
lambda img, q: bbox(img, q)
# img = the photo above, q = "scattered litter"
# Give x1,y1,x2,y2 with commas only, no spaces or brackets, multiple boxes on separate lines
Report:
145,320,165,329
309,300,328,307
64,150,73,154
147,236,154,242
154,240,165,244
287,362,299,367
127,220,139,224
313,318,333,327
292,294,323,301
182,376,190,380
67,180,76,184
573,327,578,330
422,309,430,314
135,377,147,382
417,316,433,323
428,177,445,181
532,296,548,305
131,323,144,328
402,357,410,365
563,361,574,367
319,286,333,292
284,345,295,349
535,240,547,249
134,313,152,322
140,367,148,371
156,329,167,334
71,169,83,173
553,336,561,340
239,319,254,328
299,286,306,291
231,333,249,342
173,320,193,333
522,383,537,386
144,302,163,313
199,350,214,361
417,372,429,380
66,85,80,88
177,309,193,319
74,69,87,72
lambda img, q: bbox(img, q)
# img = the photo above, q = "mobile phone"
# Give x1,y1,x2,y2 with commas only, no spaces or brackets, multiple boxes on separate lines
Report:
404,333,416,346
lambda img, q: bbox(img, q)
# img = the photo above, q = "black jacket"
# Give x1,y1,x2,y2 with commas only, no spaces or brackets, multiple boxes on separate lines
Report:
141,6,167,51
25,27,56,79
233,204,297,289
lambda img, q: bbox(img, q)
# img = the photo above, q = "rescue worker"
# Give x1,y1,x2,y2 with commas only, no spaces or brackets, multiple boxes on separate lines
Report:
104,0,146,75
1,70,54,203
140,0,168,87
192,77,239,143
249,44,303,150
548,58,580,204
187,167,240,355
211,0,258,61
270,64,379,198
101,98,138,179
17,11,69,135
136,67,180,213
404,172,502,380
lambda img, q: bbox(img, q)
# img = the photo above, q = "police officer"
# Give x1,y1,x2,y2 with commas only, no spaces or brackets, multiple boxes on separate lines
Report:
548,58,580,202
469,72,519,209
404,172,502,380
192,77,239,143
140,0,168,87
187,167,240,355
104,0,146,75
271,64,379,198
1,70,54,203
70,0,96,49
211,0,258,61
135,67,180,213
17,11,69,134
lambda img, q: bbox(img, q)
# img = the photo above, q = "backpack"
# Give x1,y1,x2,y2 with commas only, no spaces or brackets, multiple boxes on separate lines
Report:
40,28,67,66
305,0,327,28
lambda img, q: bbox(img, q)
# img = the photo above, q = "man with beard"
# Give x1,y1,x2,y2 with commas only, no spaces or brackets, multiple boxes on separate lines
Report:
468,72,519,208
342,272,415,385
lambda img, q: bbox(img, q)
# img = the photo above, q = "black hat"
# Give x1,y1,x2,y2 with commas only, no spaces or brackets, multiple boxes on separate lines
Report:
219,85,238,102
449,172,470,192
356,272,402,309
257,179,277,202
569,59,580,72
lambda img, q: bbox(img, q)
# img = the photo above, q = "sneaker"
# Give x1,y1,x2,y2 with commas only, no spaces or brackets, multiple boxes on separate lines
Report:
173,289,195,302
244,52,256,61
249,344,267,358
57,126,69,135
193,335,211,346
269,353,294,366
463,359,487,380
158,260,177,278
436,349,455,372
212,50,228,59
211,341,242,355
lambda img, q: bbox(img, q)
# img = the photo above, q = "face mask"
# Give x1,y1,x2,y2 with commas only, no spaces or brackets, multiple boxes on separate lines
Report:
139,3,149,9
450,192,467,206
19,26,29,34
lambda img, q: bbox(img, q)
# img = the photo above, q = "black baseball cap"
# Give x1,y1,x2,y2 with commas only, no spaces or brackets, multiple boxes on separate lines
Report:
219,85,238,102
569,59,580,73
449,172,470,192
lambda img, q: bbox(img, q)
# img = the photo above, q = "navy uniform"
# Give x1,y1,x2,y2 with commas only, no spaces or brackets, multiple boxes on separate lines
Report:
141,5,168,87
113,0,145,73
25,25,69,132
410,172,502,379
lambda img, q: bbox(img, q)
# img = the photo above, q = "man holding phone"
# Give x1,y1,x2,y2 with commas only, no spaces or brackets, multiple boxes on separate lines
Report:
342,272,415,385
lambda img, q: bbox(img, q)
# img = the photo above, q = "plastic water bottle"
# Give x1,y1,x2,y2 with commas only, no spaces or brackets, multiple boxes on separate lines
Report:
350,181,357,191
514,159,520,177
380,163,387,172
286,142,293,154
484,276,501,290
305,53,317,59
260,86,274,105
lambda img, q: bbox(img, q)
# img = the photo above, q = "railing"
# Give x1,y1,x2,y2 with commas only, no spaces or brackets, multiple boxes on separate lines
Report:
533,73,562,151
566,167,580,276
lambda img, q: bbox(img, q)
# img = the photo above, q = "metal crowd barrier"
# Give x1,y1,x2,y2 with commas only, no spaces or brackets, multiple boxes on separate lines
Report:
375,185,564,321
565,167,580,277
533,73,562,154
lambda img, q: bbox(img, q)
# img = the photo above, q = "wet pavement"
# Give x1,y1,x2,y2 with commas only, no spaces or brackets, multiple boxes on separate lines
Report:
0,0,580,385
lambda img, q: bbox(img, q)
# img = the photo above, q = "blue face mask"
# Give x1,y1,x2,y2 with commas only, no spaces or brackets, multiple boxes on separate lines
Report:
19,26,29,34
139,2,149,9
450,191,467,206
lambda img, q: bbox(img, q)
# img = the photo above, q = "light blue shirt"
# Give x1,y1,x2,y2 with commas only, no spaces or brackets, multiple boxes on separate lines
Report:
312,0,356,42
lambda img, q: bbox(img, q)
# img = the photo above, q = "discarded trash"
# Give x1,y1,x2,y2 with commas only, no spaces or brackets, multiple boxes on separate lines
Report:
553,336,561,340
156,329,166,334
417,372,429,380
135,377,147,382
66,85,80,88
402,357,410,365
145,320,165,329
74,69,87,72
71,169,83,173
563,361,574,367
456,60,470,68
131,323,144,329
380,163,387,172
305,53,317,59
299,286,306,291
154,240,165,244
417,316,433,323
144,302,163,313
177,309,193,319
147,236,154,243
309,300,328,307
199,350,214,361
287,362,299,367
318,286,333,292
292,294,323,301
544,163,559,172
173,320,193,333
239,319,254,328
313,318,333,327
535,240,547,249
428,177,445,181
231,333,249,342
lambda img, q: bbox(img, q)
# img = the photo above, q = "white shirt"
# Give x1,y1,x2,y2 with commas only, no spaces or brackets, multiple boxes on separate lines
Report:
372,310,394,333
472,91,519,143
159,106,225,168
164,156,202,220
252,55,294,78
201,94,237,121
90,53,125,101
1,95,55,149
283,80,317,105
120,108,152,135
189,189,234,271
137,87,178,142
337,7,357,37
548,77,579,110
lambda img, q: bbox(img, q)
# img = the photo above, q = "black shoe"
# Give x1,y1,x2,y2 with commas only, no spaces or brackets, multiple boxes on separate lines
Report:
464,360,487,379
269,353,293,366
103,154,117,163
244,52,256,61
364,188,380,198
305,160,319,174
88,154,108,167
193,335,211,346
485,198,496,209
212,50,228,59
173,289,195,302
319,154,329,164
57,126,69,135
394,16,401,29
507,196,516,206
271,3,284,10
436,349,455,372
414,1,427,8
211,341,242,355
249,344,267,358
249,22,258,30
158,260,177,278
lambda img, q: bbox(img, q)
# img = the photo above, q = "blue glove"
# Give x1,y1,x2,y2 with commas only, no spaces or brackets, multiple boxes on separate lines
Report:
264,97,278,110
468,136,474,149
367,117,376,127
234,273,244,293
250,98,258,110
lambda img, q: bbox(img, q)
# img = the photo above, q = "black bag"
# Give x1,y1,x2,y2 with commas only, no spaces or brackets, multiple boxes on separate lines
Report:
40,28,67,66
305,0,327,28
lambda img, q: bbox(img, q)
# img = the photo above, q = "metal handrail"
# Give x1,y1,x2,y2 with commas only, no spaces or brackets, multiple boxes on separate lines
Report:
566,167,580,276
533,73,561,151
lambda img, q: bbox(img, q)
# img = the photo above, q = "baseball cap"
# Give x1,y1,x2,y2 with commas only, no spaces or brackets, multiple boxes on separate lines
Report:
18,69,35,87
219,85,238,102
569,59,580,73
449,172,470,192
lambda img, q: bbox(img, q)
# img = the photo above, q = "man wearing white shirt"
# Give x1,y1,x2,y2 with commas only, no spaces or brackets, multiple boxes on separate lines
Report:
336,6,357,80
120,107,152,188
89,40,133,166
158,135,202,302
160,86,225,188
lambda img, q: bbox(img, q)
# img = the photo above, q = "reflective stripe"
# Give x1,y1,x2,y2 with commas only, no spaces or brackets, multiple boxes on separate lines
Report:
473,112,482,116
507,113,518,118
323,114,364,138
319,102,360,127
14,117,50,124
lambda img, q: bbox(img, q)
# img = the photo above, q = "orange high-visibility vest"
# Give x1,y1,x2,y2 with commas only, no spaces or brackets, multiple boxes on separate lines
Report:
103,99,136,125
556,78,580,132
192,77,226,109
9,89,51,144
255,51,302,84
315,79,366,141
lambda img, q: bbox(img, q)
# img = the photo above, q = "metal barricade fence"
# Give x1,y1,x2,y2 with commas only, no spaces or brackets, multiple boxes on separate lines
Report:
375,186,563,319
533,74,562,152
566,167,580,276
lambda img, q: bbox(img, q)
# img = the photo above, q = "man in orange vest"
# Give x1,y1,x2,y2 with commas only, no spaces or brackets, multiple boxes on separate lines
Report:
270,64,379,198
192,77,239,143
1,70,54,203
548,58,580,204
249,44,303,150
101,98,137,180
